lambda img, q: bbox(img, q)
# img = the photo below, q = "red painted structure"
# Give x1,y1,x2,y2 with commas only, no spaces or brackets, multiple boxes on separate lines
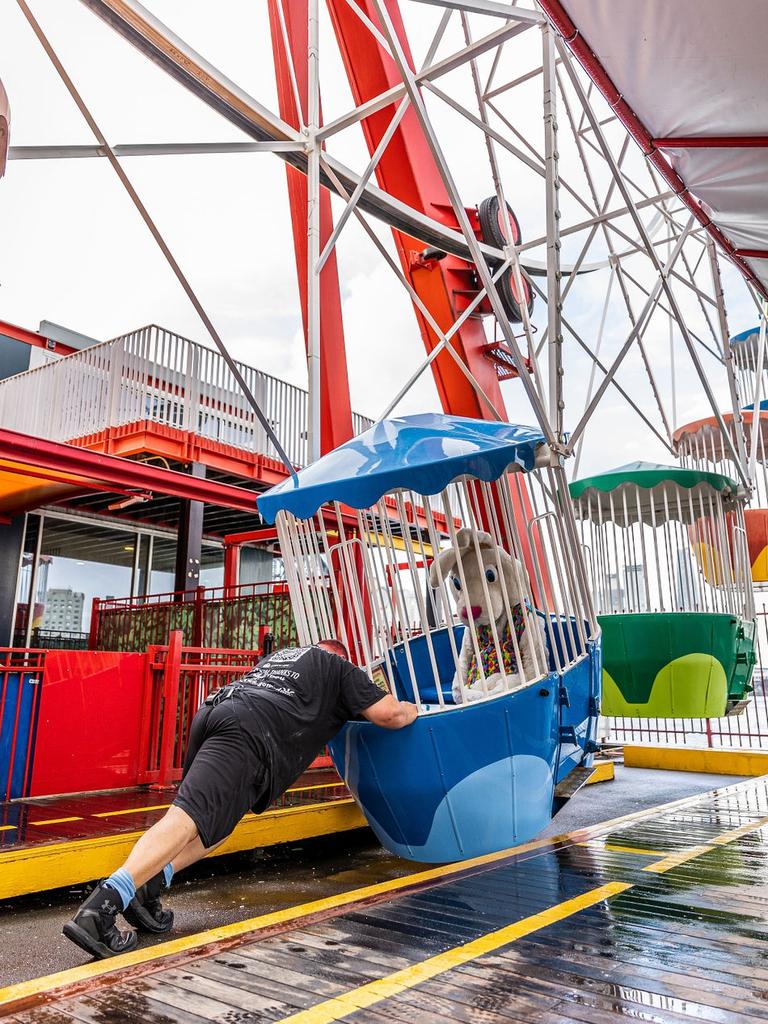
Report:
0,426,266,518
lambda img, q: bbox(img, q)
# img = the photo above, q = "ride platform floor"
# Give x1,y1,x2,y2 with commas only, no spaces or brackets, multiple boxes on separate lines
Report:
3,772,768,1023
0,771,361,900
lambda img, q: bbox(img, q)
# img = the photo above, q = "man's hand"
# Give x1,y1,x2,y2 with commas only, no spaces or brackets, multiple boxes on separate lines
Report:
362,695,418,729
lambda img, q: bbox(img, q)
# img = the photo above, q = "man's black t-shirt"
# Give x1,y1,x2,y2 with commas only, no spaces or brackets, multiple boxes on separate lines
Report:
230,646,386,808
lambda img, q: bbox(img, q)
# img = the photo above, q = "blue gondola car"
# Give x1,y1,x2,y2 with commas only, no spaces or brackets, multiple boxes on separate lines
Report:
259,414,602,863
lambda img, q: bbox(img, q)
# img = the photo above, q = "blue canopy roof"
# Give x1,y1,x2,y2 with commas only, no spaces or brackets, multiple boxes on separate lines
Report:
731,326,760,345
257,414,546,523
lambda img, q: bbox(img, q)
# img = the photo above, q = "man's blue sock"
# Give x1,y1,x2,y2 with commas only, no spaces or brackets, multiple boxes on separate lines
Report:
104,867,136,911
163,863,174,888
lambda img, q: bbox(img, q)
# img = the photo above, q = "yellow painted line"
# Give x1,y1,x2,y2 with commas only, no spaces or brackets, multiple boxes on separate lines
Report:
0,825,17,832
642,843,716,874
28,817,82,826
643,814,768,874
286,782,345,793
585,761,614,785
89,784,341,820
272,882,632,1024
2,775,765,1011
92,804,170,818
602,844,668,856
624,744,768,778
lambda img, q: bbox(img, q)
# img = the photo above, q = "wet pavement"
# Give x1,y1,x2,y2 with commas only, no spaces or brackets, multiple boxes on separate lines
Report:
0,766,746,989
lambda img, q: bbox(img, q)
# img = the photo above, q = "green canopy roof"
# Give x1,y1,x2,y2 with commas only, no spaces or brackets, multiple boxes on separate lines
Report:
569,461,737,500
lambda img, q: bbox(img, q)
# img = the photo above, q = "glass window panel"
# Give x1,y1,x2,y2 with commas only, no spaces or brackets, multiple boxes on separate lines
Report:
199,543,224,588
38,518,135,633
149,536,177,594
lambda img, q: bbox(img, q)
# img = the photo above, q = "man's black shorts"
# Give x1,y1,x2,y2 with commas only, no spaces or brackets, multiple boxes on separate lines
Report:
173,701,270,848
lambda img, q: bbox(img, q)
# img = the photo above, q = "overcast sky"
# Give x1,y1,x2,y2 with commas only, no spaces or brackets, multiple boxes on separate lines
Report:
0,0,758,479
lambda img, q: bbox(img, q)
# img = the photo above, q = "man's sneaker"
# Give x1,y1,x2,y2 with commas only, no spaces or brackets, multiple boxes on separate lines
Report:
63,882,138,959
123,871,174,933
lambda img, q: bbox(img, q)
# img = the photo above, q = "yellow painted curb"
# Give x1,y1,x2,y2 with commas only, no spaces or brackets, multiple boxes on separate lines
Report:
624,744,768,777
0,799,366,901
585,760,614,785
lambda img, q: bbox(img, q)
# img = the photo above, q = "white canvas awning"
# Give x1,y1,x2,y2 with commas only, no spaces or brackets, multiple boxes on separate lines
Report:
0,78,9,179
540,0,768,300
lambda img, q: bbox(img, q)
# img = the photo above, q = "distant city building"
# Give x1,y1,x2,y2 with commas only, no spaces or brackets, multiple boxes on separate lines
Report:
624,564,647,611
675,547,697,610
42,588,85,633
606,564,646,611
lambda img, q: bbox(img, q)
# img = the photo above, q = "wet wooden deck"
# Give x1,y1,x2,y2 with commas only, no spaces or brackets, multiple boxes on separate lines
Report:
3,773,767,1023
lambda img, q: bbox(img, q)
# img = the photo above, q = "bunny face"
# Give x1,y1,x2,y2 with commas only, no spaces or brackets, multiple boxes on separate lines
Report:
430,527,527,626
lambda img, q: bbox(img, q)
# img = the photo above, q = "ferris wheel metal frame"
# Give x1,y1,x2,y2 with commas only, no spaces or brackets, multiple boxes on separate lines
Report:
3,0,767,495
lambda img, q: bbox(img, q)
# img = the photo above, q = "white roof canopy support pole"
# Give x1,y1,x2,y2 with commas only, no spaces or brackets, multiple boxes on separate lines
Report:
748,307,768,487
543,23,564,442
306,0,321,465
707,238,749,474
456,11,546,408
557,39,750,489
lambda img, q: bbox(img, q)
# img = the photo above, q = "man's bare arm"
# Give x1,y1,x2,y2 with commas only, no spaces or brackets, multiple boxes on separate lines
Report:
362,695,418,729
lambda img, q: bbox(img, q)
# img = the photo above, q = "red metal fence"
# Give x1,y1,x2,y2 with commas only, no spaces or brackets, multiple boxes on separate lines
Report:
603,611,768,749
137,631,331,788
91,581,297,653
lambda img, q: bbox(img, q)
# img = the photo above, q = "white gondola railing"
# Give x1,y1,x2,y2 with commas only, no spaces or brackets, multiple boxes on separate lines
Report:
571,462,755,720
0,324,373,468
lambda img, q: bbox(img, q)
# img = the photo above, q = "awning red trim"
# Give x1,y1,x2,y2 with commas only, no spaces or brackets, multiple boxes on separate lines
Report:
654,136,768,149
537,0,768,302
0,428,260,512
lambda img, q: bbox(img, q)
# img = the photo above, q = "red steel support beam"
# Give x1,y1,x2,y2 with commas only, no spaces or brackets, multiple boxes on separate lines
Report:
0,428,261,512
733,250,768,260
267,0,354,457
537,0,768,302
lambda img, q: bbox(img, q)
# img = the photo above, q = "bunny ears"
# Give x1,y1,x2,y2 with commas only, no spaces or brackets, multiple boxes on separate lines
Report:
429,527,510,587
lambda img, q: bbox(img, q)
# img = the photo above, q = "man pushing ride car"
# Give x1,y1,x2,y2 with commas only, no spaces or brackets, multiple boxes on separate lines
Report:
64,640,417,959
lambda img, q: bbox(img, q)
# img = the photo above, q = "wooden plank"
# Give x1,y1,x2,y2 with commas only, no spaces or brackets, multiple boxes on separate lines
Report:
53,990,212,1024
155,967,302,1017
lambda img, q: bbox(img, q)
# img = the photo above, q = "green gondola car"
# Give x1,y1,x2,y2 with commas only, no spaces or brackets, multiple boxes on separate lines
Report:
570,462,756,719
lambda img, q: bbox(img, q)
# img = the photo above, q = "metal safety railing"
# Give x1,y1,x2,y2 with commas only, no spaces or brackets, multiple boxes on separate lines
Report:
138,632,333,787
91,580,297,652
603,609,768,749
0,324,373,467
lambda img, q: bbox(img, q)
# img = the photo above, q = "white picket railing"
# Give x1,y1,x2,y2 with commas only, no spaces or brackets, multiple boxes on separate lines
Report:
0,324,373,467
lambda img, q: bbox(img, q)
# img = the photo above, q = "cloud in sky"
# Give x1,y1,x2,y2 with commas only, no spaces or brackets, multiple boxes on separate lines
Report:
0,0,758,478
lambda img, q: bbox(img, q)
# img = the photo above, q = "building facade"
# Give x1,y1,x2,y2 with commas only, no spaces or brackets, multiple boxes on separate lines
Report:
0,319,371,647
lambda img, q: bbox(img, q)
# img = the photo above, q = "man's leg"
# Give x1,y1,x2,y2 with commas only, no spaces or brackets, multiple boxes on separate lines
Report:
121,818,229,936
61,806,201,959
122,805,199,888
